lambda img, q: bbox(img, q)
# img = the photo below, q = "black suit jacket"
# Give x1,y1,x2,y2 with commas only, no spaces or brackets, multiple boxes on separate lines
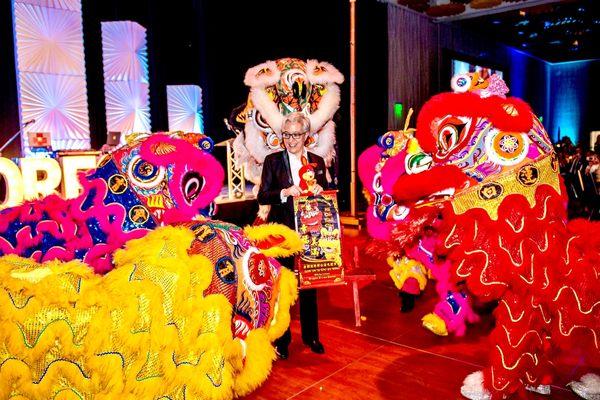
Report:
257,151,328,229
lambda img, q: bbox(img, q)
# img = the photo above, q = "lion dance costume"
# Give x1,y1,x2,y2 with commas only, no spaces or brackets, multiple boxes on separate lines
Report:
229,58,343,219
0,132,300,399
359,73,599,399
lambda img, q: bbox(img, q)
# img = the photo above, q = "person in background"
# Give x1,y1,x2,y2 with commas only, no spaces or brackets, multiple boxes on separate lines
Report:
561,136,575,154
257,112,328,359
586,152,600,182
583,152,600,219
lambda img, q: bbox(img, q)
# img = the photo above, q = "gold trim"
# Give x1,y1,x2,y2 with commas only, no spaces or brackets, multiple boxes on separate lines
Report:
451,154,561,220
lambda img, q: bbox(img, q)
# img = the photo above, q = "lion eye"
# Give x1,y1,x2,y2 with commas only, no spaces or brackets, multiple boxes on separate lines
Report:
182,171,205,204
127,156,165,189
435,116,469,159
406,153,432,174
439,124,459,151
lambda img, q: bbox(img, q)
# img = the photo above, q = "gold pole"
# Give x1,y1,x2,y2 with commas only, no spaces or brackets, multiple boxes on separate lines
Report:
349,0,357,216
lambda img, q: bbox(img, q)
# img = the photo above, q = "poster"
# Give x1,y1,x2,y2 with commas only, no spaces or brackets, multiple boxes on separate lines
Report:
293,190,344,289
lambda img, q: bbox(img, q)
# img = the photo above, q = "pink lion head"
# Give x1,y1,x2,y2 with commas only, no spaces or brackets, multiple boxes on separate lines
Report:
89,132,224,225
358,131,435,244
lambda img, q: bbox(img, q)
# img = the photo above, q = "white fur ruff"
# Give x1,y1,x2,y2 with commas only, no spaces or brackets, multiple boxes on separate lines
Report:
244,60,281,87
525,384,551,395
568,373,600,400
244,120,275,164
232,134,250,168
461,371,491,400
243,156,263,185
307,84,341,132
306,59,344,85
307,120,336,166
249,87,284,134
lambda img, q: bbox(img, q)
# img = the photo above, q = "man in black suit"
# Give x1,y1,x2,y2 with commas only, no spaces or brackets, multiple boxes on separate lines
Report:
258,112,327,359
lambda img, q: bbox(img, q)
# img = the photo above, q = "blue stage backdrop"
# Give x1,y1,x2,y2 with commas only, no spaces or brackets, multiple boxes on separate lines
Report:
547,60,600,146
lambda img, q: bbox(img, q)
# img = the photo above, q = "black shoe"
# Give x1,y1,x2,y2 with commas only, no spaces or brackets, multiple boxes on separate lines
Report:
303,339,325,354
399,292,416,313
275,345,289,360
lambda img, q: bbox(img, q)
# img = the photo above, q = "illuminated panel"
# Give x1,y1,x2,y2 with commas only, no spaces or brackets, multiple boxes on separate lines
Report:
14,0,81,11
105,81,151,134
101,21,149,83
13,0,91,154
19,72,90,149
101,21,151,138
167,85,204,133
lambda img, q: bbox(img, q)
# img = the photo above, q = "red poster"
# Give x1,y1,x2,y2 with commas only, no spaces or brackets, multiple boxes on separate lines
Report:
293,190,344,289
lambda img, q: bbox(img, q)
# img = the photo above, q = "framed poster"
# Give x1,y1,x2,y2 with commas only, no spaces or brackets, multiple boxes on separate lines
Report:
293,190,344,289
590,131,600,150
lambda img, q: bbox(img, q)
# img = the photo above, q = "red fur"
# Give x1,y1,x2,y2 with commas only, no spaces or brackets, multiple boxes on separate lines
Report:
254,235,286,250
360,75,598,398
391,165,470,203
416,93,534,154
436,185,599,398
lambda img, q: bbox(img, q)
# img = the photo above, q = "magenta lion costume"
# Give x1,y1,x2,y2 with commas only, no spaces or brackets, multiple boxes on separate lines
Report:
0,132,224,273
358,127,479,337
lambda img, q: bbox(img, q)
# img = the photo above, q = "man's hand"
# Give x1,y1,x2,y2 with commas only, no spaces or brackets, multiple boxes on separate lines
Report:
312,184,323,195
282,185,302,197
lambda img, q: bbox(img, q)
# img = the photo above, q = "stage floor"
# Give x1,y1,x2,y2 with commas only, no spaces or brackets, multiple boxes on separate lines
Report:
244,230,581,400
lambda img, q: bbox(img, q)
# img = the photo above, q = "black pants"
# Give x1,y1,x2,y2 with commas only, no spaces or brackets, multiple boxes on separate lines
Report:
275,257,320,349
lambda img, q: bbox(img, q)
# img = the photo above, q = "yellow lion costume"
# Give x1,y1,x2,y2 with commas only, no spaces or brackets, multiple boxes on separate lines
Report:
0,221,300,399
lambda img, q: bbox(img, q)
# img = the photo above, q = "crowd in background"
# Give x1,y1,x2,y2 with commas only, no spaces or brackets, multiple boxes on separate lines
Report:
555,136,600,220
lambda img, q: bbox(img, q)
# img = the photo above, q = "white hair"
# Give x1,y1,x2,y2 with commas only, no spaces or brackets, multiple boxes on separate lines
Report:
282,112,310,133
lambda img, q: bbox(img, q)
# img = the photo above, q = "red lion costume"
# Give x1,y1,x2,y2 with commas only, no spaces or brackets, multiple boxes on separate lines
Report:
370,73,599,399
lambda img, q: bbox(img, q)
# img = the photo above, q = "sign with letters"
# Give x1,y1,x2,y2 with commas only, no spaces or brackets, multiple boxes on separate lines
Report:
0,153,98,209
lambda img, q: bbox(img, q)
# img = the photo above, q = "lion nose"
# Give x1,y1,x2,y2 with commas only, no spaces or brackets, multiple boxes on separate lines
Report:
292,80,306,99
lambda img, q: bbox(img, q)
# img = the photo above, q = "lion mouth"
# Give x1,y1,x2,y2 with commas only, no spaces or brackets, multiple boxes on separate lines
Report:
391,165,469,208
415,187,456,207
182,171,205,204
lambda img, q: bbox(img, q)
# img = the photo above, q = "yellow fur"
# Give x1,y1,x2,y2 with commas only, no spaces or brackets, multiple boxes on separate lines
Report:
387,256,428,291
421,312,448,336
243,223,303,258
267,268,298,341
0,225,296,399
